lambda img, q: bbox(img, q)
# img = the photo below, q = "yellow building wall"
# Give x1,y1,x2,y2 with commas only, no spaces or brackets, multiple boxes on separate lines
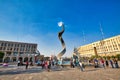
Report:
78,35,120,57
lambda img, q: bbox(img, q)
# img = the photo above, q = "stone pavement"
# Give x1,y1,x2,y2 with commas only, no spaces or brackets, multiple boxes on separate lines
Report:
0,65,120,80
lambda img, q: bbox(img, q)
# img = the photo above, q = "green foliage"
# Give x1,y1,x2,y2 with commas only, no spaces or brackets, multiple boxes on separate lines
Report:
116,54,120,60
0,52,4,62
90,54,120,60
111,55,115,58
102,56,106,59
90,55,101,59
106,56,110,60
0,52,4,58
91,55,96,59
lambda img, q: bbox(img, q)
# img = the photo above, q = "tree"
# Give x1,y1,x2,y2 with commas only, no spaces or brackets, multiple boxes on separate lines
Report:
90,55,101,60
0,52,4,62
116,54,120,60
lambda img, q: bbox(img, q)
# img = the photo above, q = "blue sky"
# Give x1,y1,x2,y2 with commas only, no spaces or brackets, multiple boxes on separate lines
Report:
0,0,120,57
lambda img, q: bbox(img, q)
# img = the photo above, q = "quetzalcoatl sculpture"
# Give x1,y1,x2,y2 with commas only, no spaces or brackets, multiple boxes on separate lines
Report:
57,22,66,59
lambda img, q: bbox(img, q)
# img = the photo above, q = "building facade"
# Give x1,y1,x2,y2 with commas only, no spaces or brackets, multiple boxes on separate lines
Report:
78,35,120,57
0,40,38,62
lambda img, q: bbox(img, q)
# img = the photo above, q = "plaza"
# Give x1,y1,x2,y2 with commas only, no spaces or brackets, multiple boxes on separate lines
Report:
0,64,120,80
0,0,120,80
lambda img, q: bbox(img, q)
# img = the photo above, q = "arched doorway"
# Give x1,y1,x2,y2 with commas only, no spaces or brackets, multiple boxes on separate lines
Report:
24,57,28,62
12,57,16,62
19,57,23,65
4,57,10,63
29,57,32,62
19,57,23,61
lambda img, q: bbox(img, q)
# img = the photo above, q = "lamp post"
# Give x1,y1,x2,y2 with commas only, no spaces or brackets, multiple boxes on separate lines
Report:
100,40,106,56
93,44,98,57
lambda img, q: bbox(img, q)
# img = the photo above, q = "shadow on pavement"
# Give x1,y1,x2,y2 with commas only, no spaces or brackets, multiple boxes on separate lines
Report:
0,66,71,76
84,68,99,72
0,67,44,75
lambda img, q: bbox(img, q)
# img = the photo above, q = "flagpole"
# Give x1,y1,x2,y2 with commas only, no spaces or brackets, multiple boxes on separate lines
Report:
99,23,106,56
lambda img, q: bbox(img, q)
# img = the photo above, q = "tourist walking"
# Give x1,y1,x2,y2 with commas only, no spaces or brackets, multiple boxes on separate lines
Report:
42,60,45,69
25,60,29,69
109,59,114,68
101,58,105,69
58,59,64,68
114,58,119,68
52,60,55,67
70,60,74,68
94,58,99,68
17,60,20,66
82,62,85,69
45,60,48,70
105,59,109,68
47,60,51,72
30,61,33,66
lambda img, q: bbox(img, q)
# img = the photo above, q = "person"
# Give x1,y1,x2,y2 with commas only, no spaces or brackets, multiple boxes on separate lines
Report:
41,60,45,69
52,60,54,67
79,61,84,71
101,58,105,69
30,61,33,66
37,60,41,66
47,60,51,72
58,59,63,68
45,60,48,70
25,60,29,69
74,59,77,67
105,59,109,68
82,62,85,69
2,63,8,67
109,59,114,68
70,60,74,68
17,60,20,66
94,58,99,68
114,58,119,68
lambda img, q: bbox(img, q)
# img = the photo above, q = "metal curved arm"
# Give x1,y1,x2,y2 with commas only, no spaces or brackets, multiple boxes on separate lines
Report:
57,25,66,59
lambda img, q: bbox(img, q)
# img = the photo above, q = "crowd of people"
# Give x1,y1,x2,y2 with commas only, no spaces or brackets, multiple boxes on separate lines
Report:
93,58,119,68
70,57,119,71
17,57,119,72
17,58,60,71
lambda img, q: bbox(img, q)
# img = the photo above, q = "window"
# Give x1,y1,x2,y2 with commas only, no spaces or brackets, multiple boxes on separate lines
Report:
1,43,4,46
13,52,18,56
10,48,12,50
17,44,19,47
20,52,24,56
20,47,24,51
8,43,10,47
14,48,16,51
3,47,6,50
0,47,2,50
22,44,24,47
4,43,7,46
11,44,13,47
7,48,9,50
17,48,19,51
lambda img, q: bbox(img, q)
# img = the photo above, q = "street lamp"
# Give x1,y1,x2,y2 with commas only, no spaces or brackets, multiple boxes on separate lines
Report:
100,40,106,56
93,43,98,57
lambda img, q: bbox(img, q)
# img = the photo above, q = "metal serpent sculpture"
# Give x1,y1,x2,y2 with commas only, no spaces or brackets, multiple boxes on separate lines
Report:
73,47,79,59
57,22,66,59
